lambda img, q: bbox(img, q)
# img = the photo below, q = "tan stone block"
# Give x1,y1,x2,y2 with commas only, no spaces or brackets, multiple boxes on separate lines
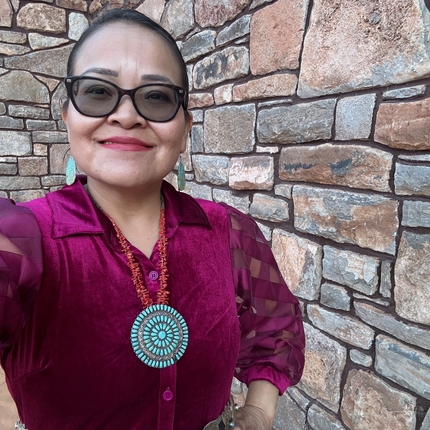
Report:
0,0,13,27
49,143,69,174
0,42,30,56
160,0,194,39
229,156,273,190
136,0,165,23
341,369,416,430
298,323,346,413
17,4,66,34
188,92,214,109
279,144,392,192
394,232,430,325
18,157,48,176
33,144,48,156
250,0,308,74
272,230,322,300
233,74,297,102
294,186,399,254
214,84,233,105
195,0,252,27
298,1,430,98
374,98,430,150
0,71,49,103
56,0,87,11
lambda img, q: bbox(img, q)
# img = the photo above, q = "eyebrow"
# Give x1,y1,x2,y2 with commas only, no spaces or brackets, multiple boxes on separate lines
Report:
141,74,174,84
80,69,174,85
81,68,118,77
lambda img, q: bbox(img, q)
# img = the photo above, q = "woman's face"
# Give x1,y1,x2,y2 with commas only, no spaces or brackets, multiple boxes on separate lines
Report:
63,23,192,191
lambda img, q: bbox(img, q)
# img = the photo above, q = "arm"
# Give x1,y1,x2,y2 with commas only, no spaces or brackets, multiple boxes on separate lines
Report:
0,199,42,349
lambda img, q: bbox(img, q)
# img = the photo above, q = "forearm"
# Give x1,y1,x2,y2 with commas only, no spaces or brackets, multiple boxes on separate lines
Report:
245,380,278,422
234,380,279,430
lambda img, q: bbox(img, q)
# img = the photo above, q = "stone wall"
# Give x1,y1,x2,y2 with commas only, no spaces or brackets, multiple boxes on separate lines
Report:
1,0,430,429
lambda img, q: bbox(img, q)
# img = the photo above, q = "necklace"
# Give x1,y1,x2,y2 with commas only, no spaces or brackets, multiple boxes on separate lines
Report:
94,194,188,368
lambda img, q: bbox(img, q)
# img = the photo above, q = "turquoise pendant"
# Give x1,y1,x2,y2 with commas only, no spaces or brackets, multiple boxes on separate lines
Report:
66,156,76,186
177,161,185,191
131,304,188,368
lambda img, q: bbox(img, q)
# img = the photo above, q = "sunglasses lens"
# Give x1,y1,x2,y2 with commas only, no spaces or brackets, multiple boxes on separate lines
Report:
72,79,118,116
135,86,179,121
69,78,181,121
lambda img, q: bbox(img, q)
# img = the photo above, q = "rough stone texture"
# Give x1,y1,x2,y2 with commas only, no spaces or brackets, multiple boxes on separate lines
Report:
193,46,249,89
395,163,430,196
188,93,214,109
255,221,271,242
375,99,430,150
33,144,48,157
0,116,23,129
308,304,374,349
32,131,68,144
195,0,252,27
335,94,376,140
41,175,67,188
272,230,322,300
250,0,308,74
28,33,68,50
394,232,430,325
320,283,350,311
56,0,87,11
10,189,47,202
287,387,310,410
0,43,30,56
0,71,49,103
191,125,204,153
0,30,26,44
299,323,346,413
341,369,417,430
272,393,306,430
4,45,73,78
204,105,255,154
298,0,430,98
399,153,430,162
0,163,17,175
49,143,69,174
375,335,430,400
8,105,50,119
214,84,233,105
422,409,430,430
383,85,426,100
136,0,165,23
250,0,275,9
212,189,250,214
274,184,292,199
249,194,289,222
182,182,213,200
233,74,297,102
161,0,194,39
0,176,40,190
403,200,430,227
68,12,89,41
216,15,251,47
191,110,203,123
0,132,31,156
192,155,229,185
51,83,67,120
350,349,372,368
18,157,48,176
0,0,13,27
0,103,5,115
181,30,216,63
279,144,392,192
380,260,392,298
354,301,430,351
322,246,379,295
17,4,66,33
229,156,273,190
294,186,399,254
257,99,336,144
36,75,60,92
308,404,346,430
26,120,57,131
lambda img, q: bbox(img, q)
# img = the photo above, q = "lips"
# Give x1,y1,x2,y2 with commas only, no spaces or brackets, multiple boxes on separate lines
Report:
99,136,153,151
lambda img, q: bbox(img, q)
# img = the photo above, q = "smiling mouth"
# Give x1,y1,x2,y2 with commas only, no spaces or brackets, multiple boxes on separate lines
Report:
100,140,153,149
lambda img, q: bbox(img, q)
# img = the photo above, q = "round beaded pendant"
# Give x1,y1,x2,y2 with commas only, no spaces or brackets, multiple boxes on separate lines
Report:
131,304,189,368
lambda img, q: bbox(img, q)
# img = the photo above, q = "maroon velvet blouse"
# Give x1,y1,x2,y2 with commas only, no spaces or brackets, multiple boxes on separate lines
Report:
0,178,305,430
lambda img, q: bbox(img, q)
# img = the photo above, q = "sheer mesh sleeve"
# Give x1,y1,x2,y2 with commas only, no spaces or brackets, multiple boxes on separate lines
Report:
0,199,42,350
224,205,305,394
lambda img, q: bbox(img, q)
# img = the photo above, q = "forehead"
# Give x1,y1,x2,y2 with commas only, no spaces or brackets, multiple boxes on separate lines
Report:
73,23,181,80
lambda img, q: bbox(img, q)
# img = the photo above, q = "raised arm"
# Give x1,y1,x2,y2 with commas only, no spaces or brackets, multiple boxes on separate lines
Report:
0,199,42,350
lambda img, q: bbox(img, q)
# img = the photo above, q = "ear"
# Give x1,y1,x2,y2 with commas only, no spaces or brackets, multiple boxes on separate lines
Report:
181,111,193,153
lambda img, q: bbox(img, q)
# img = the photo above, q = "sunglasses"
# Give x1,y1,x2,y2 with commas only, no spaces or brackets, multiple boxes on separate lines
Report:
64,76,186,122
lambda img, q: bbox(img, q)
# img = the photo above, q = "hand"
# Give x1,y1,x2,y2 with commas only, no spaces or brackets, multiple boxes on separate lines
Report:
233,404,272,430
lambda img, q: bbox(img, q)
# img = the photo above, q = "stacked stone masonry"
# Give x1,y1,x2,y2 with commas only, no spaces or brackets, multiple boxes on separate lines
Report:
1,0,430,429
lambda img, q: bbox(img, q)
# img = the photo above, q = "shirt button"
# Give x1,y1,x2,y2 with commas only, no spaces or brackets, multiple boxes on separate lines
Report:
162,389,173,401
149,271,159,281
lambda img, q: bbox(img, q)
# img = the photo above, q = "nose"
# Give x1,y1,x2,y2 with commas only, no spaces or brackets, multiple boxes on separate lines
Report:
107,95,148,128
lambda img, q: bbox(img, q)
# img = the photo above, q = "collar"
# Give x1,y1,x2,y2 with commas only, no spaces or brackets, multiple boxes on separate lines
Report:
47,176,211,239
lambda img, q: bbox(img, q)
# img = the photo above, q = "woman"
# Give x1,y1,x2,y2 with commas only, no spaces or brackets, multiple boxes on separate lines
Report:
0,9,305,430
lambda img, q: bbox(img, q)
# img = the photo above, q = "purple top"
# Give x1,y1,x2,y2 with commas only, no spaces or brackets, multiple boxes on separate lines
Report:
0,177,304,430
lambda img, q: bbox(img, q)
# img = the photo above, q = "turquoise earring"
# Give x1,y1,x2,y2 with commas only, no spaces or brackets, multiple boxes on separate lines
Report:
177,155,185,191
66,156,77,185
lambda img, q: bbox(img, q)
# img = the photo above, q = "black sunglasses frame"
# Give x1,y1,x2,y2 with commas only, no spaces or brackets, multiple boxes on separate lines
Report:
64,76,187,123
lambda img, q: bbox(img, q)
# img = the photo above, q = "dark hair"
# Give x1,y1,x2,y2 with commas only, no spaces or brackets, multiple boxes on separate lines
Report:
66,8,189,111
